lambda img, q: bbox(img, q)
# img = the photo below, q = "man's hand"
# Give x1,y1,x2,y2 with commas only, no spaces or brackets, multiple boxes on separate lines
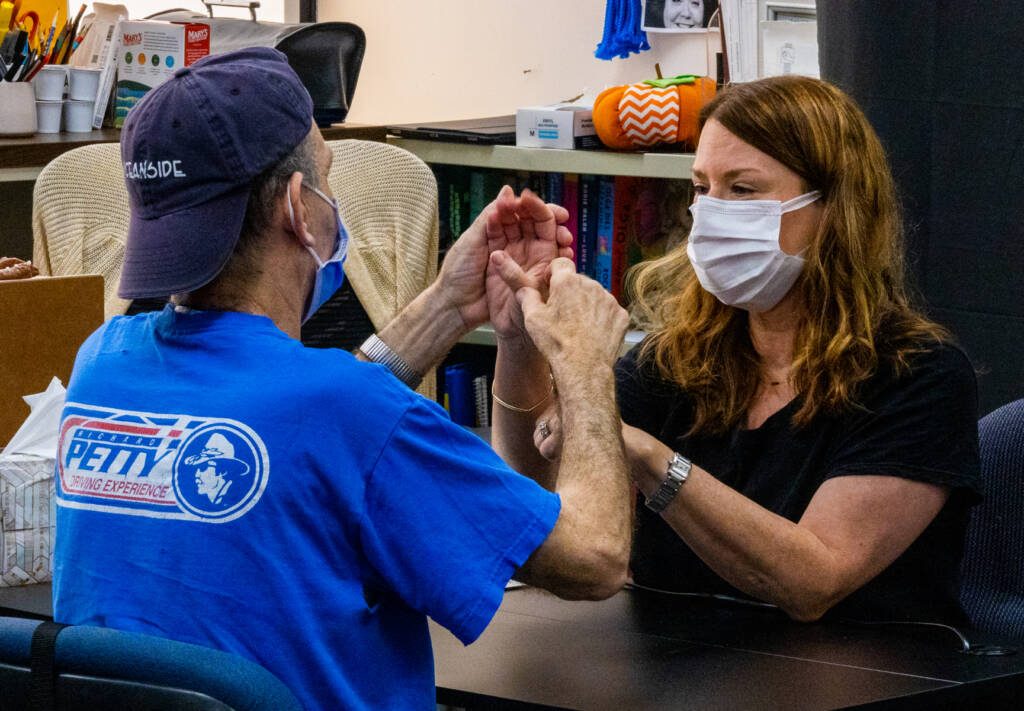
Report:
516,258,629,374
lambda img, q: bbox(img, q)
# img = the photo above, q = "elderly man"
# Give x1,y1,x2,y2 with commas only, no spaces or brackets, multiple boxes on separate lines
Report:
53,48,632,709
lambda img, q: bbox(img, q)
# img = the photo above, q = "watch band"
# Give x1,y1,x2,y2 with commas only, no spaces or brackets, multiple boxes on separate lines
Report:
358,334,423,390
644,452,692,513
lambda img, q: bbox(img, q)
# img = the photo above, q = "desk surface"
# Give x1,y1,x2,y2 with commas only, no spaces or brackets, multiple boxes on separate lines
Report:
0,124,387,180
4,583,1022,709
431,587,1024,710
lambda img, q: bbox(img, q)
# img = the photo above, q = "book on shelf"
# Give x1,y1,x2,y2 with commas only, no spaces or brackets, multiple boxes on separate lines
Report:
594,176,615,290
577,174,599,278
562,174,580,260
611,176,641,303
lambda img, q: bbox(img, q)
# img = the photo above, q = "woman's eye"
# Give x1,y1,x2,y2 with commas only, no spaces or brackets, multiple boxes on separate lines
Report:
731,185,755,196
692,184,709,195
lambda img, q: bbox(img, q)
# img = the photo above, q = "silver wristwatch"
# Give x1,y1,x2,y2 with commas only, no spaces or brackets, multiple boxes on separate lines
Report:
644,452,692,513
358,334,423,389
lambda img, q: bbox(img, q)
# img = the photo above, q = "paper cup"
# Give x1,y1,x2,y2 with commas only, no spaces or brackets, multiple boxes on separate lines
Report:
63,100,95,133
69,67,102,102
33,66,68,102
36,100,63,134
0,82,38,136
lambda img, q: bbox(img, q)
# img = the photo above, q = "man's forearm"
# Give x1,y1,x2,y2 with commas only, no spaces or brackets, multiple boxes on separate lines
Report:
366,283,470,378
554,363,633,570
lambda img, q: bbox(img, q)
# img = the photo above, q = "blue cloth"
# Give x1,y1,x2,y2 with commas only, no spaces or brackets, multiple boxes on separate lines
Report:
53,305,560,710
595,0,650,60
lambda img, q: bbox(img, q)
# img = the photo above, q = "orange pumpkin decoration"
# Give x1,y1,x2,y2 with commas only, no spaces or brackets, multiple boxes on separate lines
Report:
593,75,717,151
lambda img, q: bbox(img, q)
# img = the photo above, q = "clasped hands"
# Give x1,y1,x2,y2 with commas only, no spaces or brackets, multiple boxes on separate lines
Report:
435,185,629,368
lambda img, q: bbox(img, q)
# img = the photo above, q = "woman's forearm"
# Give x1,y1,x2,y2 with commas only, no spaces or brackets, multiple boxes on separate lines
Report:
491,336,558,489
630,434,859,621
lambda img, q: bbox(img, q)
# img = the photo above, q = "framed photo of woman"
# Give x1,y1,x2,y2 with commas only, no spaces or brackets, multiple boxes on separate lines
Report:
643,0,720,32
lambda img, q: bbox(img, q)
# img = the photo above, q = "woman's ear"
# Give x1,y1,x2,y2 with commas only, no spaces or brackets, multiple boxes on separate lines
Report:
284,171,315,249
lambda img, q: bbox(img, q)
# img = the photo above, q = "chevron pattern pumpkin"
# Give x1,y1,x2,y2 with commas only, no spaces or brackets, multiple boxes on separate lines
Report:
593,76,716,151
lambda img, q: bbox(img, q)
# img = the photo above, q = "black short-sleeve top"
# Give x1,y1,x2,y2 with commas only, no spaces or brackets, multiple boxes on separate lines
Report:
615,340,982,624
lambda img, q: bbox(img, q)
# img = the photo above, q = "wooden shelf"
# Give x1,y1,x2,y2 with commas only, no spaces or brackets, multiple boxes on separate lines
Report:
387,137,694,180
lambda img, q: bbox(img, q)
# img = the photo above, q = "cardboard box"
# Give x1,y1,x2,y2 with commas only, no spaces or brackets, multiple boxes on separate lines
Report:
114,20,211,127
516,103,599,149
0,275,104,446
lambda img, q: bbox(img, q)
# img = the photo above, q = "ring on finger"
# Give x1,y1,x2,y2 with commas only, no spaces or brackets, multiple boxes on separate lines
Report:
536,419,551,439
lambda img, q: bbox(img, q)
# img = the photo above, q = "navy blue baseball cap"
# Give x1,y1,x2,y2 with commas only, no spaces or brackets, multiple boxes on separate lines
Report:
118,47,314,299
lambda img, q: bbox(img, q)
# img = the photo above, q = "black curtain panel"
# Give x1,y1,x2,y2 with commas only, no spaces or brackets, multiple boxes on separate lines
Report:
817,1,1024,415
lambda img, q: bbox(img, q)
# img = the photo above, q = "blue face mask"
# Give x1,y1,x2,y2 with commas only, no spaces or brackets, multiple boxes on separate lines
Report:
287,182,349,324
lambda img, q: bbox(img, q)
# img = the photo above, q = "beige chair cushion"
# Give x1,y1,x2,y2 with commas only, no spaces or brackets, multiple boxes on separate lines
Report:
32,143,131,319
325,139,440,399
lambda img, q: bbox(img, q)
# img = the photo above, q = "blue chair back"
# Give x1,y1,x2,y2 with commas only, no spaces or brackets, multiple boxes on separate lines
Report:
0,616,302,711
960,398,1024,640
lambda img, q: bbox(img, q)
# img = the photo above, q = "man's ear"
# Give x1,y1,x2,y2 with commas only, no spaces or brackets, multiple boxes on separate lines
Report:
283,171,315,249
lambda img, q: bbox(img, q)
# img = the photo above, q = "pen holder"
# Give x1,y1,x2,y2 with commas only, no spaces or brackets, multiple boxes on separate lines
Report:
0,82,38,136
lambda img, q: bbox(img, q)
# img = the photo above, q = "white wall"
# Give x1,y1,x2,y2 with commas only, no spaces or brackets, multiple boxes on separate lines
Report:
319,0,720,125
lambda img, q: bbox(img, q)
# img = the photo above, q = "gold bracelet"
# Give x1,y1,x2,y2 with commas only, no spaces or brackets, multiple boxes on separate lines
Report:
492,373,556,414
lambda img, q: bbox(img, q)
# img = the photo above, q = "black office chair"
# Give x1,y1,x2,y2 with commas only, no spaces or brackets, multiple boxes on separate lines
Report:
0,616,302,711
960,398,1024,641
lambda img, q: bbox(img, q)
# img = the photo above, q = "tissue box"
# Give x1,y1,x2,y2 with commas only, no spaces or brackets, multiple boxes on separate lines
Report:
0,275,104,446
0,455,55,586
114,20,211,127
516,104,599,149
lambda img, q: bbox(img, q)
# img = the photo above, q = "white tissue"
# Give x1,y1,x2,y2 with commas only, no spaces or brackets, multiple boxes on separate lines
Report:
1,377,66,461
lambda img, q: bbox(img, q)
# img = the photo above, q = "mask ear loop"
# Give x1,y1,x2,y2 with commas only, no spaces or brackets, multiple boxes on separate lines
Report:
286,184,327,268
779,190,823,213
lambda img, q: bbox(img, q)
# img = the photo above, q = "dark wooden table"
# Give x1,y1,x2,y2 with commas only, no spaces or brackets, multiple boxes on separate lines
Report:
430,586,1024,710
5,583,1022,709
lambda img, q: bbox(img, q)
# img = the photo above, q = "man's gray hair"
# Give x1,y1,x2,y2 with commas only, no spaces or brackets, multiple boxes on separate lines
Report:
239,130,321,247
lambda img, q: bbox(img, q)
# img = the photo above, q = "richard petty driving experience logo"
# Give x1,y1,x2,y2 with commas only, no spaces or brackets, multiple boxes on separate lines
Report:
57,403,269,523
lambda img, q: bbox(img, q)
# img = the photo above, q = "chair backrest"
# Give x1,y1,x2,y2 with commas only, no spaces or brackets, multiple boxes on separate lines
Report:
319,138,440,400
32,143,131,320
0,617,302,711
960,398,1024,640
31,139,440,398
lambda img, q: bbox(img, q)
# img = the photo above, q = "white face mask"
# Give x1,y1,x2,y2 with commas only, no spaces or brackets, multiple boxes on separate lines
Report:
686,191,821,312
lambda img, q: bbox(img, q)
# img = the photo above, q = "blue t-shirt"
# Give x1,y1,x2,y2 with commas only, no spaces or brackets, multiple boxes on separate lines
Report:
53,305,560,710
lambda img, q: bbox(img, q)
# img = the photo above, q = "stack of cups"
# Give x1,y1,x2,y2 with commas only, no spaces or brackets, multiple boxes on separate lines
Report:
31,66,100,133
33,66,67,133
66,68,100,133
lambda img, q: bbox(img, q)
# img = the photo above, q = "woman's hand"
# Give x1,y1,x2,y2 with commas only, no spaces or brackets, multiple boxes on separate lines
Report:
485,190,573,344
532,410,672,493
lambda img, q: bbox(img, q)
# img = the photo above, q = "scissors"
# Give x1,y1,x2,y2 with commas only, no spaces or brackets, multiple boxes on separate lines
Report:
15,9,37,48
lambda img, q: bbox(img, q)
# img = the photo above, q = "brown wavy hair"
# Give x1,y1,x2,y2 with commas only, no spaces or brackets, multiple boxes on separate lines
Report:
627,75,947,435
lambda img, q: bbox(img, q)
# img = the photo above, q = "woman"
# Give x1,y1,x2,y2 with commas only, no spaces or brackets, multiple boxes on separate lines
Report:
492,75,980,624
